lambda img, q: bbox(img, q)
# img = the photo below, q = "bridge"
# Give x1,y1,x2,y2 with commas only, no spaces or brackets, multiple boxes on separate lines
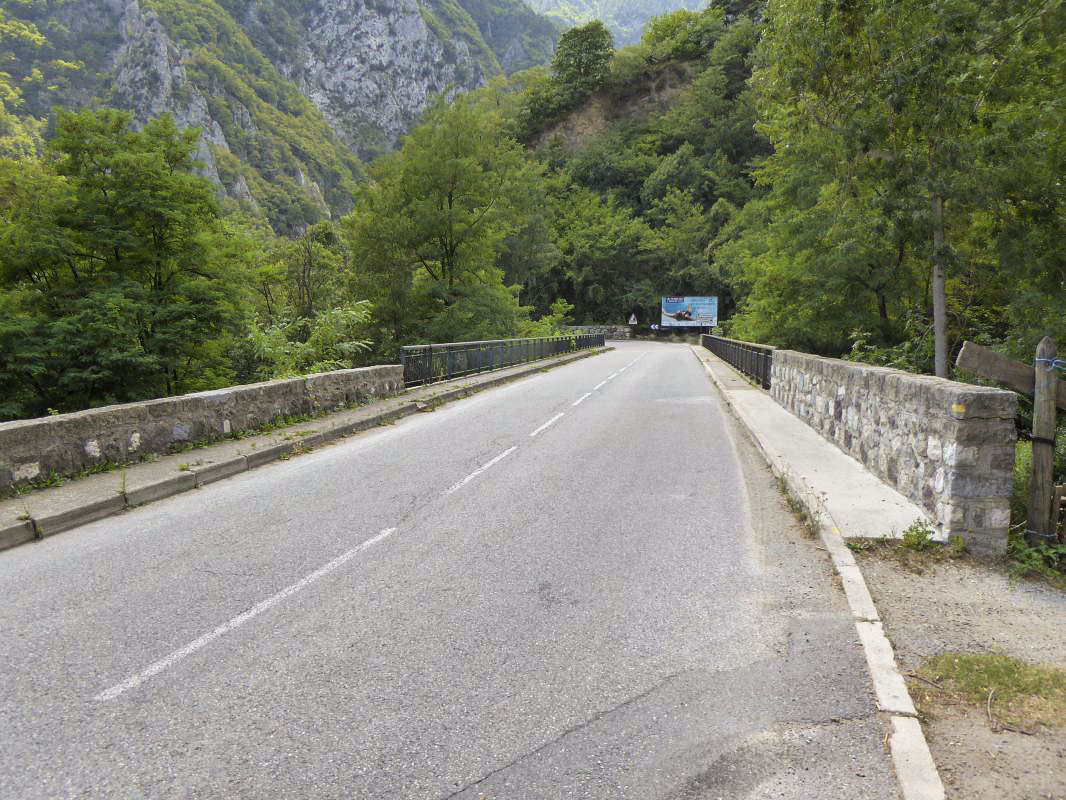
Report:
0,334,1018,798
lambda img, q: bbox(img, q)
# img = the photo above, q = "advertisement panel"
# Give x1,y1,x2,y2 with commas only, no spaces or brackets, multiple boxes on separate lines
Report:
660,296,718,327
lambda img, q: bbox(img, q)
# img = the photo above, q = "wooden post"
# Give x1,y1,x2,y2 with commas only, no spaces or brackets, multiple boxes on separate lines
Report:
1027,336,1059,545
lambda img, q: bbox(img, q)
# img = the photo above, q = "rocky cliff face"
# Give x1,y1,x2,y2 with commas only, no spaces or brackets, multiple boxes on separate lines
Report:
300,0,481,153
7,0,557,231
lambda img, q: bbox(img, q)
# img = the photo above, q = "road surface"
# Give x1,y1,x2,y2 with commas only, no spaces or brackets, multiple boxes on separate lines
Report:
0,342,898,799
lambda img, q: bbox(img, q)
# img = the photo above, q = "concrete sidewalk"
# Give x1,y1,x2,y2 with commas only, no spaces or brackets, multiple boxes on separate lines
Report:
691,345,930,541
690,345,946,800
0,347,610,552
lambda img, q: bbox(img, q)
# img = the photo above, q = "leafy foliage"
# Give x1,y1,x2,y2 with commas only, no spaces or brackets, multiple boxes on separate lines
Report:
716,0,1066,372
0,110,247,416
344,93,548,354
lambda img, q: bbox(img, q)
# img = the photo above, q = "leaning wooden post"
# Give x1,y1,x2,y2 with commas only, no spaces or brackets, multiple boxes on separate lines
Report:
1027,336,1059,546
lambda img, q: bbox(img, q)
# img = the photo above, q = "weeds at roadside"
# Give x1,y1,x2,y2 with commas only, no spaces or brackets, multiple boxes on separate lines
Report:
1007,531,1066,590
774,476,818,539
848,520,968,574
901,519,939,552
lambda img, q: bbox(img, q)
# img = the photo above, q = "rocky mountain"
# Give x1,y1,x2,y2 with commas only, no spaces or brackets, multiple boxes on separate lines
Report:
6,0,559,232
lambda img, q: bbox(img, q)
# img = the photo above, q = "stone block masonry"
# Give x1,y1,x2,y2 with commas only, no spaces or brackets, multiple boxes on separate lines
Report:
570,325,631,340
770,351,1017,554
0,366,404,491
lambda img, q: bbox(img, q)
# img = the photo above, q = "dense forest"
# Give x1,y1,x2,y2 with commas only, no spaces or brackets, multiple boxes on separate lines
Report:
1,0,1064,422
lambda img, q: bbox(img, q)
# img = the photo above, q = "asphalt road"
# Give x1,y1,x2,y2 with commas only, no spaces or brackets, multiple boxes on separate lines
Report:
0,342,899,799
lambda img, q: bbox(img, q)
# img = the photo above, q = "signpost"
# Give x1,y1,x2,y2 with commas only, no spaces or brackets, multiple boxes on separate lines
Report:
660,296,717,328
956,338,1063,545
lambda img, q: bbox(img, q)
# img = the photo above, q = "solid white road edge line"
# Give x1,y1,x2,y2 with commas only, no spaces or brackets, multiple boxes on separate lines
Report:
529,413,565,438
95,527,399,702
443,446,518,495
572,392,592,407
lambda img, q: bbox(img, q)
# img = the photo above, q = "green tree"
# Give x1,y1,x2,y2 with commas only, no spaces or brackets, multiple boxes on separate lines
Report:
0,7,50,158
749,0,1064,374
0,109,248,417
552,20,615,101
344,93,543,350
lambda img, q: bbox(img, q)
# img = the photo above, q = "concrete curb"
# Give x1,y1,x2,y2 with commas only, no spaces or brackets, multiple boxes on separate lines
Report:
690,345,945,800
1,347,611,553
0,519,35,550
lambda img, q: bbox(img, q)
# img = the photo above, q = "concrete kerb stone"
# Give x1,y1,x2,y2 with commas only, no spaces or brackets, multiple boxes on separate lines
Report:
0,347,612,554
32,494,127,539
124,471,197,507
244,441,294,469
891,717,947,800
190,456,248,487
690,345,946,800
0,519,35,550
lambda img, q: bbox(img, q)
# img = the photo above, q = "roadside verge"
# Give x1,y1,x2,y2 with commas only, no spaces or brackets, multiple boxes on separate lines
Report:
691,344,945,800
0,347,611,552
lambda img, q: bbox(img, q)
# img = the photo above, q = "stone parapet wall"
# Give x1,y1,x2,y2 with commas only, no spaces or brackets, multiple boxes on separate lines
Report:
570,325,631,340
770,351,1017,554
0,365,403,490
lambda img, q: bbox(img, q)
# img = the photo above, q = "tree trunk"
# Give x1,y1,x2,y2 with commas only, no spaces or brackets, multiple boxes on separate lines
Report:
931,194,948,378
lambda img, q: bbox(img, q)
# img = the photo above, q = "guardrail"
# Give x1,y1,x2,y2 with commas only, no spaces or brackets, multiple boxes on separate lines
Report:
401,334,606,387
700,334,775,389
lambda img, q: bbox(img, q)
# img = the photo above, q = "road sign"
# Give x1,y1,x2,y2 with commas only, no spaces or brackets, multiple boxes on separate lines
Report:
628,314,637,325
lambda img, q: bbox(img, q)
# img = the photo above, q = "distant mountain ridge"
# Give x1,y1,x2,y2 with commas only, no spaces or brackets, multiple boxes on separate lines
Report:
5,0,559,232
523,0,706,44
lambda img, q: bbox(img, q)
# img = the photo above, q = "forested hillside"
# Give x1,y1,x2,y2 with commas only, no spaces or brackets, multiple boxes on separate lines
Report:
0,0,559,233
1,0,1064,435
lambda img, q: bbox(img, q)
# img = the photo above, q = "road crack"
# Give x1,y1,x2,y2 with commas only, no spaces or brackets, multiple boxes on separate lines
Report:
437,670,686,799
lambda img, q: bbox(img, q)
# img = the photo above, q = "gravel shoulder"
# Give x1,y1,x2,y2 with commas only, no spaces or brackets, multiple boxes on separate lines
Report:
854,548,1066,799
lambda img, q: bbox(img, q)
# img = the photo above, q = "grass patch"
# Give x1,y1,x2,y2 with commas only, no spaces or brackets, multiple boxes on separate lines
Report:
915,652,1066,733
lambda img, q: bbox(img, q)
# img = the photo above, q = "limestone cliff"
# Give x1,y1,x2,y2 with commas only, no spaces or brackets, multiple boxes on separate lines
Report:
6,0,558,231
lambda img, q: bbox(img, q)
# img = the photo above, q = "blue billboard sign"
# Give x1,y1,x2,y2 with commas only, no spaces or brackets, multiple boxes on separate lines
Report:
660,296,718,327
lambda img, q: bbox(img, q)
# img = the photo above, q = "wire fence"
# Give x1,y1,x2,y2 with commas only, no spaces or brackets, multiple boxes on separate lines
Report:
700,334,775,389
401,334,605,387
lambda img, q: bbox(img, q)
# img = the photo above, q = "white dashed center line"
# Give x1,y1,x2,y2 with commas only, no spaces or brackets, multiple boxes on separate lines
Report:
95,527,399,701
572,392,592,407
529,413,565,438
444,446,518,495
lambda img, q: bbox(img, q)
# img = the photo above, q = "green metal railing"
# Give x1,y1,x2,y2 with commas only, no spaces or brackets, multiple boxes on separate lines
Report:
701,334,775,389
401,334,605,387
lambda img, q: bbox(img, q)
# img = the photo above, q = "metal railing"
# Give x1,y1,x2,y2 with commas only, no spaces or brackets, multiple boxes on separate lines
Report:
401,334,605,387
701,334,775,389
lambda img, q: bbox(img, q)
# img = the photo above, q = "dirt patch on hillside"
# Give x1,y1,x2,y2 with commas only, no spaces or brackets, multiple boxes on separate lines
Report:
535,63,695,152
854,546,1066,799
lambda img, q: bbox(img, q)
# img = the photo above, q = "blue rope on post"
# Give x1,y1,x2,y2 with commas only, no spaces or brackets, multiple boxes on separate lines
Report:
1034,357,1066,372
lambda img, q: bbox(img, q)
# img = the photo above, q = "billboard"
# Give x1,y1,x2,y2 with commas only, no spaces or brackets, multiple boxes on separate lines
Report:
661,296,718,327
